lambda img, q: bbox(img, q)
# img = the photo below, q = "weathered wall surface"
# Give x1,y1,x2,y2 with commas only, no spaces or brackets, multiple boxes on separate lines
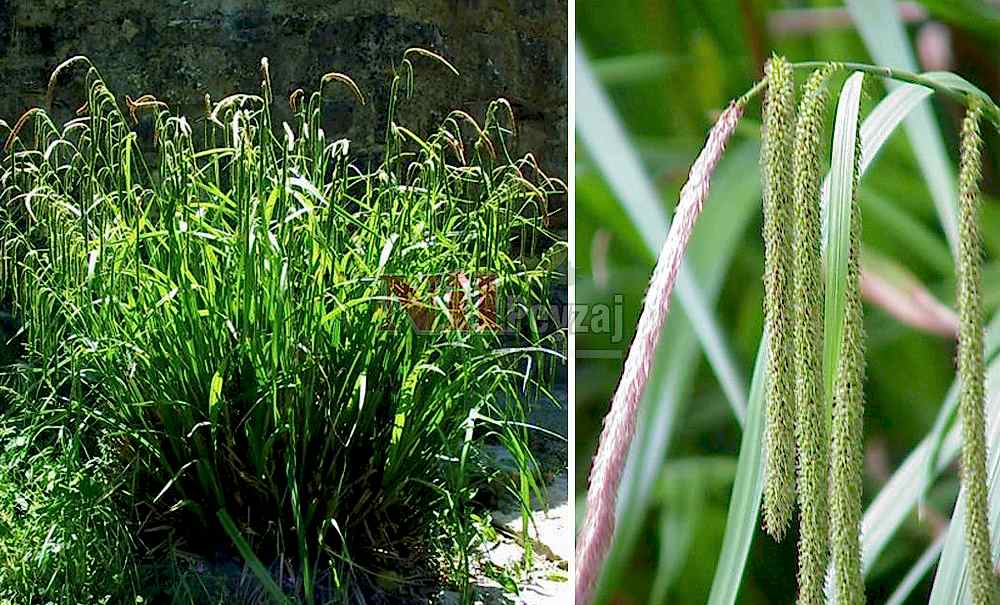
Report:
0,0,566,224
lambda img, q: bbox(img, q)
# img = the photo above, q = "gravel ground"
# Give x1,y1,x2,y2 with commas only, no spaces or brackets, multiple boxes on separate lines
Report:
436,377,570,605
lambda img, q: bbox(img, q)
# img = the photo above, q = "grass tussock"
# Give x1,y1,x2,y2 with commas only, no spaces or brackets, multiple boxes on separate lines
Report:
0,52,565,603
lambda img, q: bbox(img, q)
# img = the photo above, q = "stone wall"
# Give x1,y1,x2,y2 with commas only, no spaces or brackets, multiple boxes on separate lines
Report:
0,0,567,225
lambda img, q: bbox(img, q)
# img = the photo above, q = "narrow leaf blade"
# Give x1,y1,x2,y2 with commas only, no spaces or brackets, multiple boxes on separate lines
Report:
706,337,768,605
823,72,865,406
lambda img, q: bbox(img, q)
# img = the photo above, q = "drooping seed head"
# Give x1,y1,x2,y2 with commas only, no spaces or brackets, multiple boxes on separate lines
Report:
791,66,835,605
760,54,798,542
575,100,744,605
956,98,999,605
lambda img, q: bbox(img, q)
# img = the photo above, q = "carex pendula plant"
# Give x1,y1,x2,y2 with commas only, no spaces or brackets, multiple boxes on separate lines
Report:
0,51,565,603
579,54,1000,605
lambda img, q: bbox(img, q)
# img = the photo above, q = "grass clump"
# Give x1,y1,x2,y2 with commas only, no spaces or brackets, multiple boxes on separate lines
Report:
0,52,564,603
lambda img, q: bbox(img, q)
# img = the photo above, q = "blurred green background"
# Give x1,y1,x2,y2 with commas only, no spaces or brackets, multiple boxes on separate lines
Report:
576,1,1000,603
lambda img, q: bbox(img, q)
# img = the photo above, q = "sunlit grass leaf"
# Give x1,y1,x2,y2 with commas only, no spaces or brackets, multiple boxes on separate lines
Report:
218,510,292,605
208,371,223,416
823,72,865,410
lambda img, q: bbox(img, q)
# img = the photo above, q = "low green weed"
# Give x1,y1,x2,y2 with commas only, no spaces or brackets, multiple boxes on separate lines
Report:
0,50,564,603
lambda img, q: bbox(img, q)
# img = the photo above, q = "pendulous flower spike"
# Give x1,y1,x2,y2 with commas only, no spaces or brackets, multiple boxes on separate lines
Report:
956,98,999,605
791,66,835,605
575,100,744,605
761,54,798,542
829,88,867,605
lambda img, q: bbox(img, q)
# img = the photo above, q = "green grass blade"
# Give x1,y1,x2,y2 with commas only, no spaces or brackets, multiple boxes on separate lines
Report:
921,71,995,108
575,50,668,248
705,336,767,605
886,534,946,605
845,0,960,253
858,330,1000,578
857,86,933,170
821,83,935,244
822,72,865,409
217,509,292,605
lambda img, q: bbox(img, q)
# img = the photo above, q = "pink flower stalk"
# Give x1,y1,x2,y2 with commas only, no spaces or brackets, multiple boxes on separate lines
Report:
575,100,744,605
